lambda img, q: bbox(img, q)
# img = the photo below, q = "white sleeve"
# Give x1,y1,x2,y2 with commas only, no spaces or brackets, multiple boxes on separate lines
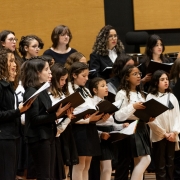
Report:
115,91,136,121
56,118,71,134
21,114,25,125
113,123,124,131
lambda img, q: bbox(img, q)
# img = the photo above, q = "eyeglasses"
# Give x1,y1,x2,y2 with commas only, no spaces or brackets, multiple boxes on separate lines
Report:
131,72,142,77
7,38,18,42
108,34,118,39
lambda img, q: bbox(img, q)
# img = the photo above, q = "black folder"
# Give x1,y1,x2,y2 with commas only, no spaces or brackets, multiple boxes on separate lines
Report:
71,99,123,123
134,98,169,122
108,120,138,143
47,91,85,117
147,60,173,74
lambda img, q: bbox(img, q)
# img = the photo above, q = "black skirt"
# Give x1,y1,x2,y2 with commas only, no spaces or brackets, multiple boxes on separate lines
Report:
120,120,151,158
72,124,101,156
96,125,114,160
60,124,79,166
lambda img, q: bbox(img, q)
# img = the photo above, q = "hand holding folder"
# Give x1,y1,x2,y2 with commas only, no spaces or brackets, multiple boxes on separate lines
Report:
108,120,138,143
23,82,50,106
147,60,173,74
47,91,85,118
72,99,123,123
134,98,169,122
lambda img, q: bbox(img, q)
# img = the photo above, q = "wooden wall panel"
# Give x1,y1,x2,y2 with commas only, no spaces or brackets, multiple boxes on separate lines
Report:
133,0,180,30
0,1,104,59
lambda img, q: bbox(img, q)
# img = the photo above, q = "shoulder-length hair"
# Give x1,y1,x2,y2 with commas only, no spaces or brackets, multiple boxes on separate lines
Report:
144,34,168,66
148,70,171,95
92,25,124,56
0,48,20,89
21,57,47,89
120,65,144,101
0,30,22,64
19,35,44,57
65,52,85,70
51,25,72,49
169,58,180,83
50,63,69,98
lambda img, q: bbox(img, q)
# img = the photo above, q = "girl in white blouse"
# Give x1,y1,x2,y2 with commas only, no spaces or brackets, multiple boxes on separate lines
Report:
147,70,180,180
68,62,104,180
114,65,151,180
49,63,77,180
89,77,129,180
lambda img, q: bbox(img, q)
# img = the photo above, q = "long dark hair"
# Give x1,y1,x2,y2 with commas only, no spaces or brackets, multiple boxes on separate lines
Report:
169,58,180,83
120,65,143,101
0,48,20,89
144,34,168,67
148,70,171,95
21,57,47,89
69,62,92,97
50,63,69,98
92,25,124,56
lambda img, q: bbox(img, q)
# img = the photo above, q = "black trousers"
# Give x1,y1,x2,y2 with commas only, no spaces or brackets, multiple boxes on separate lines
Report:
174,148,180,179
28,138,55,180
153,138,175,180
0,139,19,180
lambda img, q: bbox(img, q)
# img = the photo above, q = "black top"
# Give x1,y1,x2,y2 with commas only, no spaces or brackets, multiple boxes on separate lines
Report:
43,48,77,65
0,80,21,139
24,87,57,143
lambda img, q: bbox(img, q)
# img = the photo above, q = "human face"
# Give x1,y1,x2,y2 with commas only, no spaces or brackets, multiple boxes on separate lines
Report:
93,80,108,99
152,40,163,56
73,69,89,86
126,67,142,90
59,31,70,46
125,59,134,66
79,56,87,64
158,73,169,93
25,39,40,59
7,53,17,81
107,29,117,50
59,73,68,88
38,62,52,83
2,33,17,51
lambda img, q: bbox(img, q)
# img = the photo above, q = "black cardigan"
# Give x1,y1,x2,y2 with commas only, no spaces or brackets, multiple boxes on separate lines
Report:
24,87,57,143
0,80,21,139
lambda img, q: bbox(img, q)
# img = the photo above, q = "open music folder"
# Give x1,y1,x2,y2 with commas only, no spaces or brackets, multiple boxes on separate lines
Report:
134,98,169,122
23,82,50,106
71,99,123,123
108,120,138,143
47,91,85,118
147,60,173,74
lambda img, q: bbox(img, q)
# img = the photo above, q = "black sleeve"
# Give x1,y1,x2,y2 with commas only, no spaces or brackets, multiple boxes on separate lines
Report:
24,88,57,126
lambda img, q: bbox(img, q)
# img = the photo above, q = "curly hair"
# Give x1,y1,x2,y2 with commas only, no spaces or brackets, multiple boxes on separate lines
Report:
19,35,44,57
0,48,20,89
120,65,144,102
65,52,86,70
51,25,72,49
92,25,124,56
50,63,69,98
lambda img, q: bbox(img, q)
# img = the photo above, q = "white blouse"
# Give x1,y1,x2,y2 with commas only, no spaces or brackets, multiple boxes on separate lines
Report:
146,92,180,150
68,82,94,124
91,95,124,130
49,92,70,137
115,90,145,121
108,48,117,63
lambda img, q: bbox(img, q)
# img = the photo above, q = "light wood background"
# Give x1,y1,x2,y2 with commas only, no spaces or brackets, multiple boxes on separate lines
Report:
0,1,104,59
133,0,180,30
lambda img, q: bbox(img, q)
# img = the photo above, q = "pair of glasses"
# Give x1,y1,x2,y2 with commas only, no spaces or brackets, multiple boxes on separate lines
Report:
8,38,18,42
108,34,118,39
131,72,142,77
